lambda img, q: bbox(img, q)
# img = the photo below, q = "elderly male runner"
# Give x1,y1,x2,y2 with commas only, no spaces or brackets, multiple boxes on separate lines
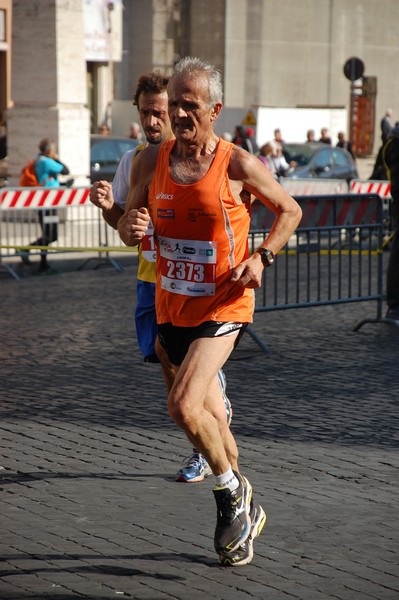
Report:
90,72,231,483
118,57,302,566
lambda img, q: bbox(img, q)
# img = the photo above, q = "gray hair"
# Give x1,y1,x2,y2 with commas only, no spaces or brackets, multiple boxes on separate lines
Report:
173,56,223,107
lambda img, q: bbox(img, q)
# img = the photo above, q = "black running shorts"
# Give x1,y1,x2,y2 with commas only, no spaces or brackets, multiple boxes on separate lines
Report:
158,321,248,366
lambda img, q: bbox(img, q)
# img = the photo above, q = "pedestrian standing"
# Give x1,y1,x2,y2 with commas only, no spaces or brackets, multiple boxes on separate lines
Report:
336,131,355,159
381,109,393,145
18,138,70,274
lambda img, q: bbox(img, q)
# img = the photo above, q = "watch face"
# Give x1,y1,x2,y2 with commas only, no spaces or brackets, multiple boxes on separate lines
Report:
259,248,274,266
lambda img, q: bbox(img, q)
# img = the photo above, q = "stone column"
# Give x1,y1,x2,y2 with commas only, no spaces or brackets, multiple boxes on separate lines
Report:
7,0,90,186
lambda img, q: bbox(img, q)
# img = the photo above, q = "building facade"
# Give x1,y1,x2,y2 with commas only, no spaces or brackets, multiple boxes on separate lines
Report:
2,0,399,184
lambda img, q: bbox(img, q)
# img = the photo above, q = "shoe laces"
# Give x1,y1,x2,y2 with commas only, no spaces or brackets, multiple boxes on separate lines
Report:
214,488,238,524
184,452,202,468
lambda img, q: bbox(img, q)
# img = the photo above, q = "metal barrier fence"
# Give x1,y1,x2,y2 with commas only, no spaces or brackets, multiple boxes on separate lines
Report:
0,186,133,280
0,187,386,336
350,179,392,233
249,193,385,339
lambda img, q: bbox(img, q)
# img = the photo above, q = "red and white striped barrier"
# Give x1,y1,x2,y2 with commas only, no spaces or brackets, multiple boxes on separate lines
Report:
349,179,391,198
281,178,349,196
0,187,90,209
0,185,127,265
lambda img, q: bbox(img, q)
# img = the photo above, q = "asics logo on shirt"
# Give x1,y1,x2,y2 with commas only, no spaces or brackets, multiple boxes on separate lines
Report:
156,193,174,200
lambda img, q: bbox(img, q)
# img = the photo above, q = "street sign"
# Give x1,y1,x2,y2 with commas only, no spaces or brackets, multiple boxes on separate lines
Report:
344,57,365,81
242,110,256,126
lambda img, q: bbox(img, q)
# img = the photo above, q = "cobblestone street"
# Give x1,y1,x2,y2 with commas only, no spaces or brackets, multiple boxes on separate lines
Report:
0,256,398,599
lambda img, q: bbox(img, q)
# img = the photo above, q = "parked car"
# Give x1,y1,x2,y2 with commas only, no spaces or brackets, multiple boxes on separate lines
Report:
283,142,358,182
90,135,141,183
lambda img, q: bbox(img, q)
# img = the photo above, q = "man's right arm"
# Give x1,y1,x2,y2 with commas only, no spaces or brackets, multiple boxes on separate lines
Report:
89,180,124,229
90,148,137,229
102,202,124,229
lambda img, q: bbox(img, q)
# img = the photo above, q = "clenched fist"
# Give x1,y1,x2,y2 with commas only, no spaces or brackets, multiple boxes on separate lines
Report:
118,206,151,246
89,180,114,211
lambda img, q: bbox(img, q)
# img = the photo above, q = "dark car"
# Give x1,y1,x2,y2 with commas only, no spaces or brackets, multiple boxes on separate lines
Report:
283,142,358,182
90,135,141,183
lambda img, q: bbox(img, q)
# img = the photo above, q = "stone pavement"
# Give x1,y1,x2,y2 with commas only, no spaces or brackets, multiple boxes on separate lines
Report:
0,254,398,600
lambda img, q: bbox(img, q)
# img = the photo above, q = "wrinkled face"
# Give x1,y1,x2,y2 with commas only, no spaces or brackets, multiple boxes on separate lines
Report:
137,91,170,145
167,73,220,144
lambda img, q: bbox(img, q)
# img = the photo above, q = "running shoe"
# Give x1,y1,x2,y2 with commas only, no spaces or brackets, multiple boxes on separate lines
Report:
175,451,212,483
218,498,266,566
213,470,252,554
217,368,233,426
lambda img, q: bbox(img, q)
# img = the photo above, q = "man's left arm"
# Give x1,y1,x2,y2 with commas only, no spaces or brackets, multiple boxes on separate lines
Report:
229,148,302,288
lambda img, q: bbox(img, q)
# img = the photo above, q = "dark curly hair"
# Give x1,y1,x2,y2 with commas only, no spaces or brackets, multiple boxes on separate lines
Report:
133,72,169,106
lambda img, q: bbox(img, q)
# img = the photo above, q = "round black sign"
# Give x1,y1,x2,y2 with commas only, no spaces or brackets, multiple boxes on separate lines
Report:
343,57,365,81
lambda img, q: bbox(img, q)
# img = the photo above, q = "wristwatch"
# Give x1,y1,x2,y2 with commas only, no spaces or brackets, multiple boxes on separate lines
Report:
256,248,275,268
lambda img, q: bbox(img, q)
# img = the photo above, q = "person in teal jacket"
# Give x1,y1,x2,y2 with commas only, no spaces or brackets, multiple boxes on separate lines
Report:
19,138,70,273
35,138,69,188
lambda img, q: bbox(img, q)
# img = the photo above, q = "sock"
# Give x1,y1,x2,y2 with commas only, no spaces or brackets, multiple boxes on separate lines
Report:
214,467,239,491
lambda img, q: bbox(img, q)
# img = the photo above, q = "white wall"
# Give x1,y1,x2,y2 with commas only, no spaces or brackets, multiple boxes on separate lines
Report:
213,106,347,148
255,107,348,147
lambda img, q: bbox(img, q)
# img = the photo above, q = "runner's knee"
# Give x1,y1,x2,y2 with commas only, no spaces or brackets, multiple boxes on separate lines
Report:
168,391,199,430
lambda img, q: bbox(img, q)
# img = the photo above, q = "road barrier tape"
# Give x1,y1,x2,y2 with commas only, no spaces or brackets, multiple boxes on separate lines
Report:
349,179,391,197
0,187,90,208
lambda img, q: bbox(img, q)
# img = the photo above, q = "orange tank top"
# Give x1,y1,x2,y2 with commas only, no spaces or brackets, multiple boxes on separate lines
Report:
148,138,254,327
